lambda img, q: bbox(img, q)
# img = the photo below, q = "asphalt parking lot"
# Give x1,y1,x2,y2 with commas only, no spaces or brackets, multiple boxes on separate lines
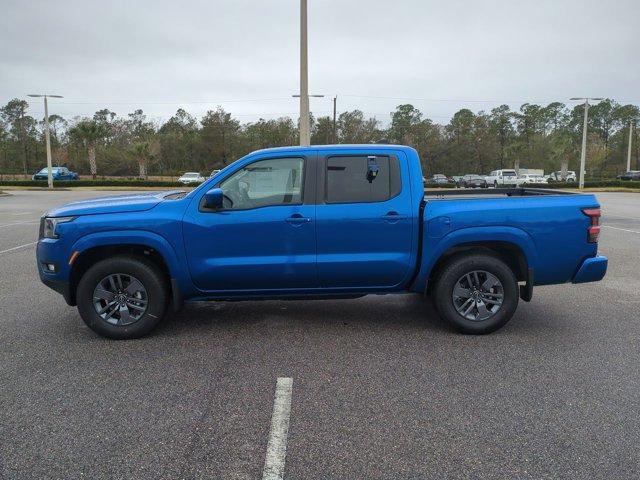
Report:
1,189,639,479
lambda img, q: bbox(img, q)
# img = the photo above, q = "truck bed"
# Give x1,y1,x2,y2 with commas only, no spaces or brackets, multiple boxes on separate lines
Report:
415,187,599,290
424,187,575,198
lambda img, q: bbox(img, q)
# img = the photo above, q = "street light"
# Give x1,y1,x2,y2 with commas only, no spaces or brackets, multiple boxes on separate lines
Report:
299,0,309,146
293,94,324,145
570,97,603,188
27,94,64,189
626,121,634,172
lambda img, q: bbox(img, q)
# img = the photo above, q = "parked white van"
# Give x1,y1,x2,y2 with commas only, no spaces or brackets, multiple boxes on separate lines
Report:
485,169,519,187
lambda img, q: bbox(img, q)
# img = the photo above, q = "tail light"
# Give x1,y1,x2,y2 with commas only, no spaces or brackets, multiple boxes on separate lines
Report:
582,208,601,243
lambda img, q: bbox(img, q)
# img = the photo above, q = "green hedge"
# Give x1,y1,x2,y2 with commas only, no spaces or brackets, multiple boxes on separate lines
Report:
425,183,457,188
0,180,186,188
525,180,640,189
2,179,638,190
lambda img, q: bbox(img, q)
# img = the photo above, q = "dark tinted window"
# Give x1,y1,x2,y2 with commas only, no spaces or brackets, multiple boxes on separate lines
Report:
326,155,400,203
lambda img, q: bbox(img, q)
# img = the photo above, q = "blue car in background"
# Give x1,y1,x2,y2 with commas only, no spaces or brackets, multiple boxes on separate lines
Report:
32,167,79,181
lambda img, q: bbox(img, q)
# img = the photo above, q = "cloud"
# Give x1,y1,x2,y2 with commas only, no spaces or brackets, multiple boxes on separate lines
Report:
1,0,638,125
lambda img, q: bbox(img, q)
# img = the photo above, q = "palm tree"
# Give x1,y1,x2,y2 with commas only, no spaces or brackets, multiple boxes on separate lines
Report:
130,142,153,179
69,120,106,179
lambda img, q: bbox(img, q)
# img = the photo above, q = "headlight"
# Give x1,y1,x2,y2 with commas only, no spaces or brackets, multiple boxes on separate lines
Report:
40,216,75,239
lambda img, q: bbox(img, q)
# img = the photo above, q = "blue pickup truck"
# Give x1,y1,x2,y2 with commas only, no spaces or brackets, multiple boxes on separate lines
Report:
36,145,607,339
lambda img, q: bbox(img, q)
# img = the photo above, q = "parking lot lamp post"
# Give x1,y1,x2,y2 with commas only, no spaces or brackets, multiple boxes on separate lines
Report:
299,0,309,146
627,122,634,172
332,95,337,143
293,94,324,144
570,97,603,189
28,94,64,189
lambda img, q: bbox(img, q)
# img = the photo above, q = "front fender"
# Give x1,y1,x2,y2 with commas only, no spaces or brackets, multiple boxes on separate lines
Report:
70,230,193,296
410,226,538,293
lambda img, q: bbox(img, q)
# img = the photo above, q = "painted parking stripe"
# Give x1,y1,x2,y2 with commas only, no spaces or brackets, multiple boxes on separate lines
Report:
0,221,39,228
262,377,294,480
602,225,640,235
0,242,37,255
603,214,640,222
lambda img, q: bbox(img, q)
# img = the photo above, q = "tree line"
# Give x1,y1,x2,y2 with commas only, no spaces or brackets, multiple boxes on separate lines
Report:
0,98,638,178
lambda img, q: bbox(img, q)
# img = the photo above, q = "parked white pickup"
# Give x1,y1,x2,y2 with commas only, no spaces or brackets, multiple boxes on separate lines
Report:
485,169,519,188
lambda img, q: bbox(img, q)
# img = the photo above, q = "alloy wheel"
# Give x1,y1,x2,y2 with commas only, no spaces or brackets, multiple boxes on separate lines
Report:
452,270,504,321
92,273,148,325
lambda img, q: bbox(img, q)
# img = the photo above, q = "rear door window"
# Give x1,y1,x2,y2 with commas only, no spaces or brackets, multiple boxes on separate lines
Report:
325,156,400,203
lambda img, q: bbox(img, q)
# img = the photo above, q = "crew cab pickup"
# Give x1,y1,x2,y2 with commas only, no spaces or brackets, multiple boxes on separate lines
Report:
36,145,608,339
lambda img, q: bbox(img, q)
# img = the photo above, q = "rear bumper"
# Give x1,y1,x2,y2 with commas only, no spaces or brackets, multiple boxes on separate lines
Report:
572,255,608,284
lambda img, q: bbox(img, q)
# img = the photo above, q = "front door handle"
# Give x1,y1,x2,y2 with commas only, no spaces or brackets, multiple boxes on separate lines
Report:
285,214,311,225
381,211,408,222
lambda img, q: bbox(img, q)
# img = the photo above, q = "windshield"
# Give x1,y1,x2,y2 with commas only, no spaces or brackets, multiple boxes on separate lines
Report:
182,173,199,177
39,168,60,174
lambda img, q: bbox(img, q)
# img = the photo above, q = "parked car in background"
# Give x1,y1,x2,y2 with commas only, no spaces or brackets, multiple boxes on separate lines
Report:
178,172,205,184
451,175,463,185
617,170,640,180
458,174,488,188
210,169,221,177
517,174,547,185
36,144,608,339
485,169,518,188
32,167,78,181
428,174,451,184
547,171,577,182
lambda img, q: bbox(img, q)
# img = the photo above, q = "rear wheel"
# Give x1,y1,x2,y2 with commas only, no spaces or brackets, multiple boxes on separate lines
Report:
76,255,168,339
433,254,519,334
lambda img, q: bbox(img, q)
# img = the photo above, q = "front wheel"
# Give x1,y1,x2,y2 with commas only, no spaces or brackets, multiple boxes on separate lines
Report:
76,255,168,339
433,254,519,334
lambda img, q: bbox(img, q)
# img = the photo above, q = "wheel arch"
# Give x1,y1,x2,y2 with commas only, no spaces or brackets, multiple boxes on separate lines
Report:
426,241,529,296
412,225,538,297
68,231,185,307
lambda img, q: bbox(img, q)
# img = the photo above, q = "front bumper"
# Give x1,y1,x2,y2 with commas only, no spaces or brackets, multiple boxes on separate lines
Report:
37,238,76,305
40,274,74,305
572,255,608,284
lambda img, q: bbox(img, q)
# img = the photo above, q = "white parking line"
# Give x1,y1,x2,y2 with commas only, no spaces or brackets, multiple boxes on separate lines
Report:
0,221,39,228
602,225,640,234
0,242,37,255
262,377,294,480
603,214,640,222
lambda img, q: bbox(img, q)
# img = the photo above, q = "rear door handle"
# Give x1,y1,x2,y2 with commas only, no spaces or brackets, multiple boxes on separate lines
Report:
381,211,408,222
285,214,311,225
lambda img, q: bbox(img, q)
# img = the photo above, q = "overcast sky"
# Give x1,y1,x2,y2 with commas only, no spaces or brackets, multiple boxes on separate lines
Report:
1,0,638,126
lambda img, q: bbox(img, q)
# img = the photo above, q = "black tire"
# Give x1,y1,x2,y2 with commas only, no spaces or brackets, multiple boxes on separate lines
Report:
493,180,498,188
76,255,168,339
432,253,519,334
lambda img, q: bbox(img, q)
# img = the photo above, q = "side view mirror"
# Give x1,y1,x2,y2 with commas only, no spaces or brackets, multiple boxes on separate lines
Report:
204,187,224,209
366,156,379,183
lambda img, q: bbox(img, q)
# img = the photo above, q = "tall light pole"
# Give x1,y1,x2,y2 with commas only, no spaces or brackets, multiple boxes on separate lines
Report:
299,0,310,146
570,97,602,189
293,93,324,144
28,94,64,189
332,95,337,144
626,122,634,172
